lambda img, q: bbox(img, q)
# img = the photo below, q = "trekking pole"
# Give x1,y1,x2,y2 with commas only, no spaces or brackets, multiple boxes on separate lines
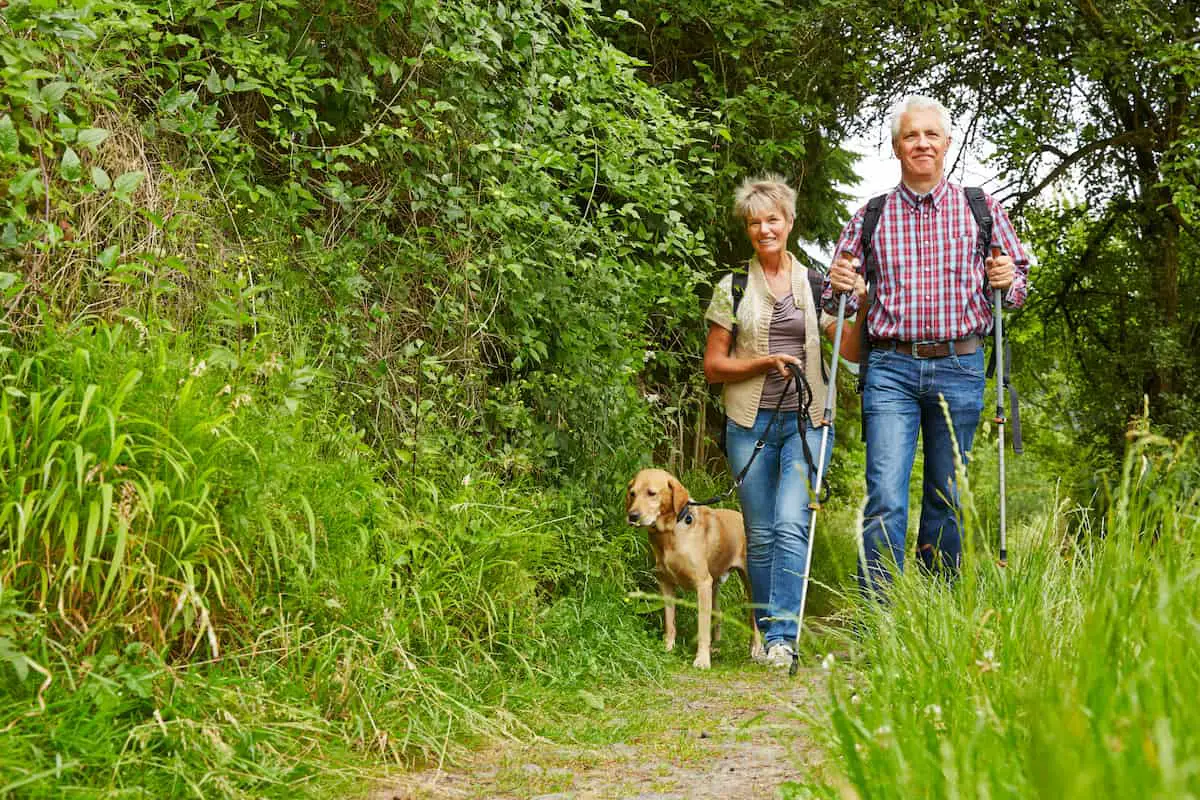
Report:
790,288,849,677
991,247,1008,568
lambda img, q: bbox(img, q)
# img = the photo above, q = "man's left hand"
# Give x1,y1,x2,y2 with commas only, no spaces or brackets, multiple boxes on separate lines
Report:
986,252,1015,291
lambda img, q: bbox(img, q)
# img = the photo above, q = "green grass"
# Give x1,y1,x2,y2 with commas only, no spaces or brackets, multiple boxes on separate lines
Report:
0,323,670,797
796,431,1200,799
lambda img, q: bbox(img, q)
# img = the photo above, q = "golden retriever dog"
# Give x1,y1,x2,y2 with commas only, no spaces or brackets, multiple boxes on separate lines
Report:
625,468,762,669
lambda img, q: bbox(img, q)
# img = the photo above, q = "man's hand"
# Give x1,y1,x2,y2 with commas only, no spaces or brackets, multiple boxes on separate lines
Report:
986,251,1015,291
829,252,861,295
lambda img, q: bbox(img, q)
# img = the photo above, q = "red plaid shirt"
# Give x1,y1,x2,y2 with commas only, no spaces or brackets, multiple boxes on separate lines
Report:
824,179,1029,342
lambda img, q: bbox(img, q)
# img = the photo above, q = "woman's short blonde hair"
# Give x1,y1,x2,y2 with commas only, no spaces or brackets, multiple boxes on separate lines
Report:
733,174,796,223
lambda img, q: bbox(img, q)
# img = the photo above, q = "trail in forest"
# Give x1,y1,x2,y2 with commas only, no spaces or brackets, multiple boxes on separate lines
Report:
371,663,838,800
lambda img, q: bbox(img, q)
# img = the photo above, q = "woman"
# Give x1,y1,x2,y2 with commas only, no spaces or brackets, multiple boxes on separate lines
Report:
703,175,864,667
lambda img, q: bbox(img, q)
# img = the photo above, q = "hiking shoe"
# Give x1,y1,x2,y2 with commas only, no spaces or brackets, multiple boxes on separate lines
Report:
764,643,795,669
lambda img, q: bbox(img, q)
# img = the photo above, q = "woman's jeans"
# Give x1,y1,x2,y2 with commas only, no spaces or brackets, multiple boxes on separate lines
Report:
858,345,986,596
726,409,830,649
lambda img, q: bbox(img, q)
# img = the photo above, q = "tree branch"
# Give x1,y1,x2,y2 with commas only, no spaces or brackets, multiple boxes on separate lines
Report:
1012,129,1152,214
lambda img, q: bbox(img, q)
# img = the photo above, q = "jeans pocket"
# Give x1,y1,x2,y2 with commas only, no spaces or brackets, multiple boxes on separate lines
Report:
950,349,986,379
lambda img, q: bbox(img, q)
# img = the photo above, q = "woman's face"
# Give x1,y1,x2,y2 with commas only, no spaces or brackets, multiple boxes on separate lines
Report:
745,205,792,260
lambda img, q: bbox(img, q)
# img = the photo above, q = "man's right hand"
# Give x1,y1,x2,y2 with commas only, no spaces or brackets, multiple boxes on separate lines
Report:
829,253,861,295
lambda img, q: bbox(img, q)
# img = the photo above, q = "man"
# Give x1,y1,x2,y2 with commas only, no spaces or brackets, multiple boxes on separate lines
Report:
826,95,1030,594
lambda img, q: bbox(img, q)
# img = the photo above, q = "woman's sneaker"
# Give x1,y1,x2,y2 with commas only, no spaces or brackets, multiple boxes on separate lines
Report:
765,643,795,668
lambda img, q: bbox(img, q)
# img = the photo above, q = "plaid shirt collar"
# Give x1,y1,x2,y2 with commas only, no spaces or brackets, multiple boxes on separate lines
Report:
896,176,951,210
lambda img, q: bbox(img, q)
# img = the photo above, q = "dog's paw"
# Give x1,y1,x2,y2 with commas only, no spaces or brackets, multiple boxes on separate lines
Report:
692,652,711,670
750,641,766,662
664,637,676,652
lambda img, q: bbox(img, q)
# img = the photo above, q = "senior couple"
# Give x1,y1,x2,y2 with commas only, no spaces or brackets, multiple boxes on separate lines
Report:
704,95,1030,667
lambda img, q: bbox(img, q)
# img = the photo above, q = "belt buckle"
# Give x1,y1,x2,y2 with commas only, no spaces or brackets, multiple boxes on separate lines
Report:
912,340,946,359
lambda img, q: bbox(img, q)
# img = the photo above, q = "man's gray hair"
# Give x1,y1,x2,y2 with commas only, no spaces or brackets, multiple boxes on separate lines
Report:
889,95,952,141
732,174,796,222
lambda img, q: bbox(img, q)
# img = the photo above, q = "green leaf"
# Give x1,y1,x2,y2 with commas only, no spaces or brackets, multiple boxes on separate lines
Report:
0,272,20,292
0,116,18,157
91,166,111,190
97,245,119,270
60,147,82,182
40,81,72,105
205,67,222,95
9,168,40,199
112,170,144,202
0,637,29,682
76,127,109,150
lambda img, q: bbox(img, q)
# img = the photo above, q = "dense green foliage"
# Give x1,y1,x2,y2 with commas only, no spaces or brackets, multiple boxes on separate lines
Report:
0,0,864,794
1,0,1198,796
841,0,1200,453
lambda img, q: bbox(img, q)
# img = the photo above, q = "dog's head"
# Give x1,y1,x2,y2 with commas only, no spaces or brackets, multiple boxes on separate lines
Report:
626,468,690,530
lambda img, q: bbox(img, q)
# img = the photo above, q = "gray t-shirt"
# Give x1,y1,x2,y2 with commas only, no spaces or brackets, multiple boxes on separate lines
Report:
759,294,805,411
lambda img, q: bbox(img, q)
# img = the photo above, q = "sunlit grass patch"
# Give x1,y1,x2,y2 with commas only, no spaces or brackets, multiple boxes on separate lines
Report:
805,432,1200,799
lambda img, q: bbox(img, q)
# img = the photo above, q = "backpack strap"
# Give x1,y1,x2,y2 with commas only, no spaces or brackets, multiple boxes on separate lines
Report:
730,270,749,345
855,193,889,401
963,186,993,263
805,267,830,384
965,187,1024,454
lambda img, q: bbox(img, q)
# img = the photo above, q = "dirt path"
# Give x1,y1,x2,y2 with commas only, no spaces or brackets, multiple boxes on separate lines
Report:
371,663,837,800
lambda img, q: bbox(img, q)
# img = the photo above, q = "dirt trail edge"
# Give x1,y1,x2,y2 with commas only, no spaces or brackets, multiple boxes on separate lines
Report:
371,664,836,800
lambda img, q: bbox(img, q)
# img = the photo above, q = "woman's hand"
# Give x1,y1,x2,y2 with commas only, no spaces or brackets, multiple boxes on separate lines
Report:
768,353,802,378
704,324,805,384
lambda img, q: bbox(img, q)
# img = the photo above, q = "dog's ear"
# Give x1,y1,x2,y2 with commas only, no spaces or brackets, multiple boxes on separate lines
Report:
625,478,635,511
668,475,690,517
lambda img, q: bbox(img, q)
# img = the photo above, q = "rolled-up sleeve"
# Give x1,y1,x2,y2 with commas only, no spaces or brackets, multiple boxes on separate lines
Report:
822,204,868,315
987,196,1031,309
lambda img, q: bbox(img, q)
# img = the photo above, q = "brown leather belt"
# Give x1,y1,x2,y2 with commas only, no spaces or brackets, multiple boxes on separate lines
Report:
872,336,981,359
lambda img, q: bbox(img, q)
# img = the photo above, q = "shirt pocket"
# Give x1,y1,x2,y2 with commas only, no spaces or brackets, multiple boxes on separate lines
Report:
942,235,982,292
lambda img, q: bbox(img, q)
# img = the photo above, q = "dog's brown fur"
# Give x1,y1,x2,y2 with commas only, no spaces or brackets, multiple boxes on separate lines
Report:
625,468,763,669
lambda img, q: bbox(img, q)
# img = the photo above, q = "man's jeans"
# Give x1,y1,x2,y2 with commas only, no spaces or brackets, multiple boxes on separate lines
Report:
859,346,985,596
726,409,830,649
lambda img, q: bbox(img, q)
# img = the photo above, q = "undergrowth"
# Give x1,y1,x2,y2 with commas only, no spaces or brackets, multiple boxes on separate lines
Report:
796,431,1200,799
0,320,671,797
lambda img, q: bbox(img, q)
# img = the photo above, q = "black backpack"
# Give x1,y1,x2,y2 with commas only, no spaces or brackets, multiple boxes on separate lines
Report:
730,267,825,343
856,186,992,390
855,186,1021,451
716,265,827,457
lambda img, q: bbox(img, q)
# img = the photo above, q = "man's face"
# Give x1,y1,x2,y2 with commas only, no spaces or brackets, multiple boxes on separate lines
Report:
893,108,950,185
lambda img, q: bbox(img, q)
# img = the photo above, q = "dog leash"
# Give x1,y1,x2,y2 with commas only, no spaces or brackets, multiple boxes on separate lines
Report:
678,363,825,525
